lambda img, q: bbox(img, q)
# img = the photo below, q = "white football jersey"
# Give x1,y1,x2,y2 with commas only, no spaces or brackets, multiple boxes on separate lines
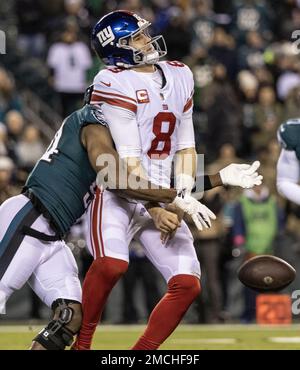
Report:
90,61,195,187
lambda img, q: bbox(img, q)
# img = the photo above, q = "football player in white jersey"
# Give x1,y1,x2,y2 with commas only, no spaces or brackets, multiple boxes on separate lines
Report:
73,10,263,350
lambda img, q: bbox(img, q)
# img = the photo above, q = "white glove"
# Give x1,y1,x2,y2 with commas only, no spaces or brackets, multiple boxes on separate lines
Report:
219,161,263,189
172,194,216,231
175,174,195,196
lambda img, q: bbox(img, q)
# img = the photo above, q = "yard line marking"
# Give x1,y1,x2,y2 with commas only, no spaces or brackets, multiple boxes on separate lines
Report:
170,338,237,344
1,324,300,333
268,337,300,343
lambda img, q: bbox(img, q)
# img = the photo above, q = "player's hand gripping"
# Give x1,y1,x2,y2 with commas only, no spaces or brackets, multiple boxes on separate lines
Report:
219,160,263,189
147,207,181,234
160,204,185,244
172,193,216,231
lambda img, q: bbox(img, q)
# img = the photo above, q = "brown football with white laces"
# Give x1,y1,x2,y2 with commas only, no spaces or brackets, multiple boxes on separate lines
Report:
238,255,296,292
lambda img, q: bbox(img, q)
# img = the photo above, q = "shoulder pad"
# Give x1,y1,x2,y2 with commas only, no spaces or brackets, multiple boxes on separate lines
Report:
80,105,108,127
277,119,300,150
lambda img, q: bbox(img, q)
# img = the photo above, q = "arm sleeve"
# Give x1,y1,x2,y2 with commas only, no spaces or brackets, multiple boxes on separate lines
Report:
100,104,141,159
276,148,300,205
176,108,195,151
176,65,195,151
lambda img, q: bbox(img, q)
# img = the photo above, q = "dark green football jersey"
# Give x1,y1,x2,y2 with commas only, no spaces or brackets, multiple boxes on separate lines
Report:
277,118,300,160
25,104,107,234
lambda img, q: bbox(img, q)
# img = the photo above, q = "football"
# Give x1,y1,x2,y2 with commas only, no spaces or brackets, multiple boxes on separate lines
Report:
238,255,296,292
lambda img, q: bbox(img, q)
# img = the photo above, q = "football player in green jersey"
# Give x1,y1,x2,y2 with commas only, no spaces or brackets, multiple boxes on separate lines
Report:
0,104,183,350
277,118,300,204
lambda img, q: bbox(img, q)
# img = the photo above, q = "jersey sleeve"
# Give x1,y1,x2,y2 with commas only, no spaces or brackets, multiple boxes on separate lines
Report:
90,69,137,113
177,65,195,150
89,69,141,158
182,64,194,114
100,104,141,158
176,109,195,151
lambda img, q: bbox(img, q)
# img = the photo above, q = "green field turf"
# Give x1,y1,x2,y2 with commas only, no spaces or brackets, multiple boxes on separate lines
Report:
0,324,300,350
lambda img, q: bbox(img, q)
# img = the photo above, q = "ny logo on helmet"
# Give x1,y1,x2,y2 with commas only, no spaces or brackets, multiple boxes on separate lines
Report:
97,26,115,47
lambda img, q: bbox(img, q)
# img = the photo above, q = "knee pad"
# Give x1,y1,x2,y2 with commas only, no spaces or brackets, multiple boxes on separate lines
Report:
168,274,201,300
33,299,82,350
93,256,128,280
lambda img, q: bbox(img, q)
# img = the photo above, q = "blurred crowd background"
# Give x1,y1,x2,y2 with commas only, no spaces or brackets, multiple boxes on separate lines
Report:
1,0,300,324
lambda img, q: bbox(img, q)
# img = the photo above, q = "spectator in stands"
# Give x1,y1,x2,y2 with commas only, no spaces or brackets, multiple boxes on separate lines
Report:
190,187,227,323
4,111,24,159
162,6,192,61
120,0,154,22
276,48,300,101
15,0,46,57
200,64,241,162
283,85,300,120
231,0,273,45
237,70,259,157
0,156,20,204
0,68,22,122
276,2,300,40
257,140,281,197
253,66,274,86
209,27,237,80
238,31,266,71
5,110,25,148
63,0,92,38
47,24,92,116
42,0,92,43
233,183,285,322
0,123,8,157
251,85,283,152
190,0,216,50
15,125,45,172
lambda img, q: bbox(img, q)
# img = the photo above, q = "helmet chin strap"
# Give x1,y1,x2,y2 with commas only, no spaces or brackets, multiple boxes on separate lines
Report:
143,50,160,64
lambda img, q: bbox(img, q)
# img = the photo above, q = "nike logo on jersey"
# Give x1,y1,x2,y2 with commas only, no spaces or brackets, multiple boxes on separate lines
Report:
100,81,111,87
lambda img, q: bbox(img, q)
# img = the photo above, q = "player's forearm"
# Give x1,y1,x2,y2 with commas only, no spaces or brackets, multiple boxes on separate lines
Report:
93,150,176,202
97,159,176,201
174,147,197,193
117,157,177,202
203,173,223,190
175,147,197,179
110,188,177,203
92,150,176,201
175,147,223,191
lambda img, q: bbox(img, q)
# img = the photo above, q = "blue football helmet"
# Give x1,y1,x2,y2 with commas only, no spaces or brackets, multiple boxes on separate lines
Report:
91,10,167,68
